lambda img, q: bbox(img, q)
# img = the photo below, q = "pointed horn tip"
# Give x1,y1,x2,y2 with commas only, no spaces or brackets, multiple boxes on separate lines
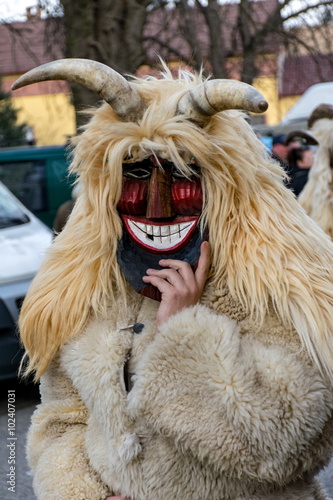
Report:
258,100,268,113
11,77,25,91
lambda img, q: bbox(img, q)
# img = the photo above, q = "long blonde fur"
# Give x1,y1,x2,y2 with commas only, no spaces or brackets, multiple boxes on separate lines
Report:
19,67,333,382
298,118,333,239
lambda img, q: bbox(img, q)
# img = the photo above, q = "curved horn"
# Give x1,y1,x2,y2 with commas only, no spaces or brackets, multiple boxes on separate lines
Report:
11,58,144,121
285,130,318,146
176,79,268,123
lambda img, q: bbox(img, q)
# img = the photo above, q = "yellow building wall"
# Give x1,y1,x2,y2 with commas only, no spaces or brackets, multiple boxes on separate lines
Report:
278,95,301,122
12,93,76,146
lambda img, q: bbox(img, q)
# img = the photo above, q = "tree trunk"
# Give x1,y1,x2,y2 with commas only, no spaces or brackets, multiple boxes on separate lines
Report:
198,0,226,79
59,0,152,128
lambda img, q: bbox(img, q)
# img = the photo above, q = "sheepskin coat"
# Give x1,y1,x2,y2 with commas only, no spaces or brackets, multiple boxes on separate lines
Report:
27,281,333,500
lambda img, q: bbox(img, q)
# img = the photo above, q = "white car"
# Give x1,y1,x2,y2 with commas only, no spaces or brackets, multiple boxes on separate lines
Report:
0,182,52,380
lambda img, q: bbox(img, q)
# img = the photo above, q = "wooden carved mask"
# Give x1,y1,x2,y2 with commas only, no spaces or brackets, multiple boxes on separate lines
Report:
117,155,206,300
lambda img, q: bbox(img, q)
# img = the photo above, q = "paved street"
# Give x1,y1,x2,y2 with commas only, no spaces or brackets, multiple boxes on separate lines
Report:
0,378,333,499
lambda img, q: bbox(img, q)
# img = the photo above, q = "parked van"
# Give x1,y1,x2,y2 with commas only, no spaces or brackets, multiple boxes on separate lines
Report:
0,144,75,228
278,82,333,132
0,182,52,379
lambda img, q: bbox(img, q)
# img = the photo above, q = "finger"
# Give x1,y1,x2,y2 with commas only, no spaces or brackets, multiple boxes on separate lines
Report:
142,275,174,294
194,241,211,289
146,268,185,288
158,258,194,282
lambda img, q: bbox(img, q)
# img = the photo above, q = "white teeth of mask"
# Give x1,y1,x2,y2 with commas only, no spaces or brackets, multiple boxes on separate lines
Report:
128,219,196,250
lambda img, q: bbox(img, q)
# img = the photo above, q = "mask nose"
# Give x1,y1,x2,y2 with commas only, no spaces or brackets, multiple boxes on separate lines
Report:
146,158,175,219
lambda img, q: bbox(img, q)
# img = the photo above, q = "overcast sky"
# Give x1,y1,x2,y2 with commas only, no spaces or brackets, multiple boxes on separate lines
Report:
0,1,57,21
0,0,322,23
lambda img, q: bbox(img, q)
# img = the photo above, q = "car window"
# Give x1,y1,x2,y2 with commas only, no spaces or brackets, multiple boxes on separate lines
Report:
0,160,47,213
0,185,30,228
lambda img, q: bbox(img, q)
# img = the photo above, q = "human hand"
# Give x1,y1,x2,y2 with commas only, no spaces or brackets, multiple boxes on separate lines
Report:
142,241,210,327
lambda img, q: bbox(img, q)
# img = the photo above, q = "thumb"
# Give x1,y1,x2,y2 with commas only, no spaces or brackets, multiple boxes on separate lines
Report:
195,241,211,289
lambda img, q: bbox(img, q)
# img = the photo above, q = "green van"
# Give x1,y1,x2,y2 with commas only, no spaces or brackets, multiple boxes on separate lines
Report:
0,144,75,228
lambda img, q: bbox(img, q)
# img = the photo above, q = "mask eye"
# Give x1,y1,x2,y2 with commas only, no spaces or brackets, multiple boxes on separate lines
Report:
123,161,151,179
171,164,201,179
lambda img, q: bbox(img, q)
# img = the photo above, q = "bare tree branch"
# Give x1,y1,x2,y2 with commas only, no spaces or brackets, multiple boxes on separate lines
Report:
2,0,333,128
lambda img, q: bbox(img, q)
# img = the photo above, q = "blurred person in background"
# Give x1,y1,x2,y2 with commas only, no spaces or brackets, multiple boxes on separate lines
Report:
287,146,315,196
283,130,318,196
53,182,81,235
271,134,300,171
271,134,288,166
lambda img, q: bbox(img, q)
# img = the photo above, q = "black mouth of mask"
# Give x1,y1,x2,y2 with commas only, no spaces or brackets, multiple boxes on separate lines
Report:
117,225,207,301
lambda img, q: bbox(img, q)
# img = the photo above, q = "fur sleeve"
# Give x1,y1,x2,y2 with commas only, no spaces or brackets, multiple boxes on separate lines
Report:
27,359,111,500
127,304,333,484
59,317,142,463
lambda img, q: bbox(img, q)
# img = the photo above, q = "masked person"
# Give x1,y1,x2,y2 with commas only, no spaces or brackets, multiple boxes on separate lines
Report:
299,104,333,239
287,146,315,196
13,59,333,500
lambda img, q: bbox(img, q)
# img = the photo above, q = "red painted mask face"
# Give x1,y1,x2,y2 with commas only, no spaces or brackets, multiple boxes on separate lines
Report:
117,155,203,253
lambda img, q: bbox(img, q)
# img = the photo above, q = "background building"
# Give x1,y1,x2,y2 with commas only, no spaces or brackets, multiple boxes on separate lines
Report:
1,1,333,145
